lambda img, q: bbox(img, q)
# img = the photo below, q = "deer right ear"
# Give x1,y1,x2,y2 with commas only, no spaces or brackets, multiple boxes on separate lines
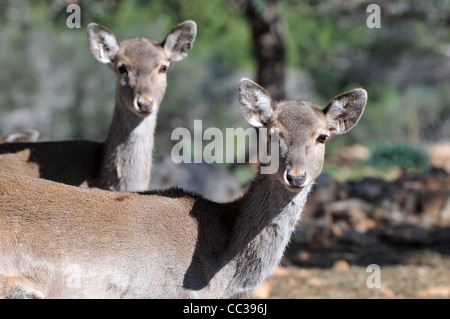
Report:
238,78,276,127
324,88,367,135
87,23,120,64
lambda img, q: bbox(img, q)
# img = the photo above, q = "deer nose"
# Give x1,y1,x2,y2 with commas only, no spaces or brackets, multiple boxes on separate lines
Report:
136,96,154,114
286,171,306,188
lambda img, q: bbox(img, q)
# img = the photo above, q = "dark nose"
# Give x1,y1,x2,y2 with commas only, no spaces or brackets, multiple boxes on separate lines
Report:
286,172,306,187
137,98,154,113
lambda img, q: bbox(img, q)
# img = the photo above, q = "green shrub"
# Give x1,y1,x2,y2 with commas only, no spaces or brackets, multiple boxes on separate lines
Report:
365,142,430,174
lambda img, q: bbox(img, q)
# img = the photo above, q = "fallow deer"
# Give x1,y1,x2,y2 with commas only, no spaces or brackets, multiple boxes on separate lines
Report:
0,129,40,143
0,78,367,298
0,21,196,191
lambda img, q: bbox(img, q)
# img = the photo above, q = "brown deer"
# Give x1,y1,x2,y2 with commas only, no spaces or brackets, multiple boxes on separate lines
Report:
0,129,40,143
0,78,367,298
0,21,196,191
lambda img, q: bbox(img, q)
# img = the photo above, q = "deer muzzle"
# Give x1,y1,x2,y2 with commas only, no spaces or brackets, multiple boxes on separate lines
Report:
283,168,309,191
134,95,155,116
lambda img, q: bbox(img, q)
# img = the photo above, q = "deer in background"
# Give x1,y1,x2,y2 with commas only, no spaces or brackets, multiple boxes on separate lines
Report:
0,21,196,191
0,78,367,298
0,129,40,143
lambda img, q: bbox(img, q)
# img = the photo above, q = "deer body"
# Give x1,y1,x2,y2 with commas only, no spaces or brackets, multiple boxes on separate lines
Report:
0,79,367,298
0,21,196,191
0,171,309,298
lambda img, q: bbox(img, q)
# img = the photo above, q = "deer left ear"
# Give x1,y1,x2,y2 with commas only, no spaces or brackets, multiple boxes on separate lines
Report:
324,88,367,135
162,20,197,64
87,23,120,64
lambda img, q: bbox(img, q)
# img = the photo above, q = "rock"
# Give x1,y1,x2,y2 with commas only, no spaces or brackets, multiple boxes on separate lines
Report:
424,166,450,179
421,177,442,190
312,235,330,247
296,269,310,279
415,286,450,298
311,173,338,202
296,250,311,261
285,164,450,250
401,192,419,218
306,277,322,287
440,198,450,224
338,228,380,247
349,177,389,202
337,182,352,200
378,287,396,297
372,207,393,224
387,210,406,225
433,227,450,246
427,143,450,174
305,173,338,214
381,224,431,245
325,199,373,232
332,259,350,272
330,221,349,237
361,218,379,232
419,191,448,223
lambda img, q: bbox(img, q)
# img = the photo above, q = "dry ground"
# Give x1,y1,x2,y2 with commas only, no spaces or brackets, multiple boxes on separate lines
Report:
251,247,450,299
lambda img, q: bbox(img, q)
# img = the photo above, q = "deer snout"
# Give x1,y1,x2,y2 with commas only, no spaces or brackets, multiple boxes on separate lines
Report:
134,95,155,116
284,169,308,189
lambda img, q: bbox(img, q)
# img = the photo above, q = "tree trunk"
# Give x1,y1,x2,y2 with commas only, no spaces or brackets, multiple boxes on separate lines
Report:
242,0,286,100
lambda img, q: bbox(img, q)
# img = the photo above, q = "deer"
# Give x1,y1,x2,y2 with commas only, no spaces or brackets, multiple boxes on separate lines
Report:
0,78,367,298
0,21,197,191
0,129,40,143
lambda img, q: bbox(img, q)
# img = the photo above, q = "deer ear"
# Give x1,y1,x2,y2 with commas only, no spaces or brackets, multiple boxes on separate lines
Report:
2,129,40,143
162,20,197,64
238,78,276,127
87,23,120,64
324,88,367,135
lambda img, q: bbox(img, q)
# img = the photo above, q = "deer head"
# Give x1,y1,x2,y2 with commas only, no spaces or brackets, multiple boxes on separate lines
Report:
238,78,367,191
87,21,196,117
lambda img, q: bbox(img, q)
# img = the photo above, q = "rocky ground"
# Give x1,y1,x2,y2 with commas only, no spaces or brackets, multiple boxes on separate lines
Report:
257,248,450,299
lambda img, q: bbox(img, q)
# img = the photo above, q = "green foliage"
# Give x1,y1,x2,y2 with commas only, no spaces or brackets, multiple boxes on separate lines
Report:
365,142,430,174
0,0,449,157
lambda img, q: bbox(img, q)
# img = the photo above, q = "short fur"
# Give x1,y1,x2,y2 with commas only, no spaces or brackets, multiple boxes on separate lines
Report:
0,21,197,191
0,79,366,298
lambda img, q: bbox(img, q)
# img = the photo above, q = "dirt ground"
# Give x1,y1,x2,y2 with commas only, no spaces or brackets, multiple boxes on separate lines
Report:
251,245,450,299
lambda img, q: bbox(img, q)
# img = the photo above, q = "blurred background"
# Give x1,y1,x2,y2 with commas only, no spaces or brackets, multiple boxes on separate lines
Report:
0,0,449,298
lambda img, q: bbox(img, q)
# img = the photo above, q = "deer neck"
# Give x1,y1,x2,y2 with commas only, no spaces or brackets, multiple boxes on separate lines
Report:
223,171,312,296
97,100,157,191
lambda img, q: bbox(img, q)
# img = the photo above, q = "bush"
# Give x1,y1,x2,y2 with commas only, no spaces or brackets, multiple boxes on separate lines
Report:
365,142,430,174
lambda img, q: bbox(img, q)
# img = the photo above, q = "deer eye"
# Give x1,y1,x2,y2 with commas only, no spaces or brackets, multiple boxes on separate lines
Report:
159,65,168,73
316,134,328,144
117,65,128,75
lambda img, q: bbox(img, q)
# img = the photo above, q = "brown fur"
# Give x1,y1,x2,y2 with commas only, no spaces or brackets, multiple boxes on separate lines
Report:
0,79,367,298
0,21,197,191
